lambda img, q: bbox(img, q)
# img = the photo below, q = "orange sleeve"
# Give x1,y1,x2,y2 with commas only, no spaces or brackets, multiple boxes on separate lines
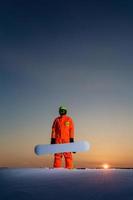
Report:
51,118,57,139
69,118,74,139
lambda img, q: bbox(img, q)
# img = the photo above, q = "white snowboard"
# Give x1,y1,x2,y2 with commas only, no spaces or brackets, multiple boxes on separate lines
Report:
34,141,90,155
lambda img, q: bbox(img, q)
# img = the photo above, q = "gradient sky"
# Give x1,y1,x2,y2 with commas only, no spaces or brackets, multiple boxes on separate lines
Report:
0,0,133,168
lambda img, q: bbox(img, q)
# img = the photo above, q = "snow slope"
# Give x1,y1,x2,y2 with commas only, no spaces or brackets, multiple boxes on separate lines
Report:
0,168,133,200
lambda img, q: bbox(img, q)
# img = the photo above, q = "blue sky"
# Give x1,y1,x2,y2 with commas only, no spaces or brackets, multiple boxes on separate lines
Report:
0,0,133,167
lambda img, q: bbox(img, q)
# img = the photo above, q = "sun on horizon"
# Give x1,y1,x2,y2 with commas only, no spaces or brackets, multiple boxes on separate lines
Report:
102,164,110,169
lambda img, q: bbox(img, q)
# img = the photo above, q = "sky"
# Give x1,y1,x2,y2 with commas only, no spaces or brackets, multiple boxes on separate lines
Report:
0,0,133,168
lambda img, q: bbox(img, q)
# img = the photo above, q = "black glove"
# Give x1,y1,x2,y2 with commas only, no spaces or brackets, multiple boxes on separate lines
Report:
51,138,56,144
69,138,76,153
70,138,74,143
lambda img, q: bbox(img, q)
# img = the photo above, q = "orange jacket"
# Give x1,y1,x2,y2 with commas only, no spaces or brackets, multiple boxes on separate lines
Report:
51,115,74,143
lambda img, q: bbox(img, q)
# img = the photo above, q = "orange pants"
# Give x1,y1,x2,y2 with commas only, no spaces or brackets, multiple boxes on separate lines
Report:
54,152,73,169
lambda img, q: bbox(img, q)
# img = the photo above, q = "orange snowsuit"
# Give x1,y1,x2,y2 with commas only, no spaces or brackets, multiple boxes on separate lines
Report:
51,115,74,169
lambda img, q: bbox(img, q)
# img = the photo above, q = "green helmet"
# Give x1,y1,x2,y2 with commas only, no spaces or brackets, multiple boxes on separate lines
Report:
59,106,67,115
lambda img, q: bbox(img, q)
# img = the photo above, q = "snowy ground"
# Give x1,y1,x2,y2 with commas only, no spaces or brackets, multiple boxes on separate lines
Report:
0,168,133,200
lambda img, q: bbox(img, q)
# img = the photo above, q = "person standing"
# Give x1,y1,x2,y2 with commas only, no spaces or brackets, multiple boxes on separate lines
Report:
51,106,75,169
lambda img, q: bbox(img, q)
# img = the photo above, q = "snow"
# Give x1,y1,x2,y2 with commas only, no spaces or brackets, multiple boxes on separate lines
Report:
1,168,133,200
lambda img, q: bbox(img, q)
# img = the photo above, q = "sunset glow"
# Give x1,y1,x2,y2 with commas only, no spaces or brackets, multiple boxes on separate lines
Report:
103,164,110,169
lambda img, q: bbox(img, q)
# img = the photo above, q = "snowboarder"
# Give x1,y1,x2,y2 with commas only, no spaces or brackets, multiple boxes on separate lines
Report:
51,106,75,169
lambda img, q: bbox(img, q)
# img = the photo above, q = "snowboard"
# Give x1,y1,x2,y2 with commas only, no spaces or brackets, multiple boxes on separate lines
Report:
34,141,90,156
